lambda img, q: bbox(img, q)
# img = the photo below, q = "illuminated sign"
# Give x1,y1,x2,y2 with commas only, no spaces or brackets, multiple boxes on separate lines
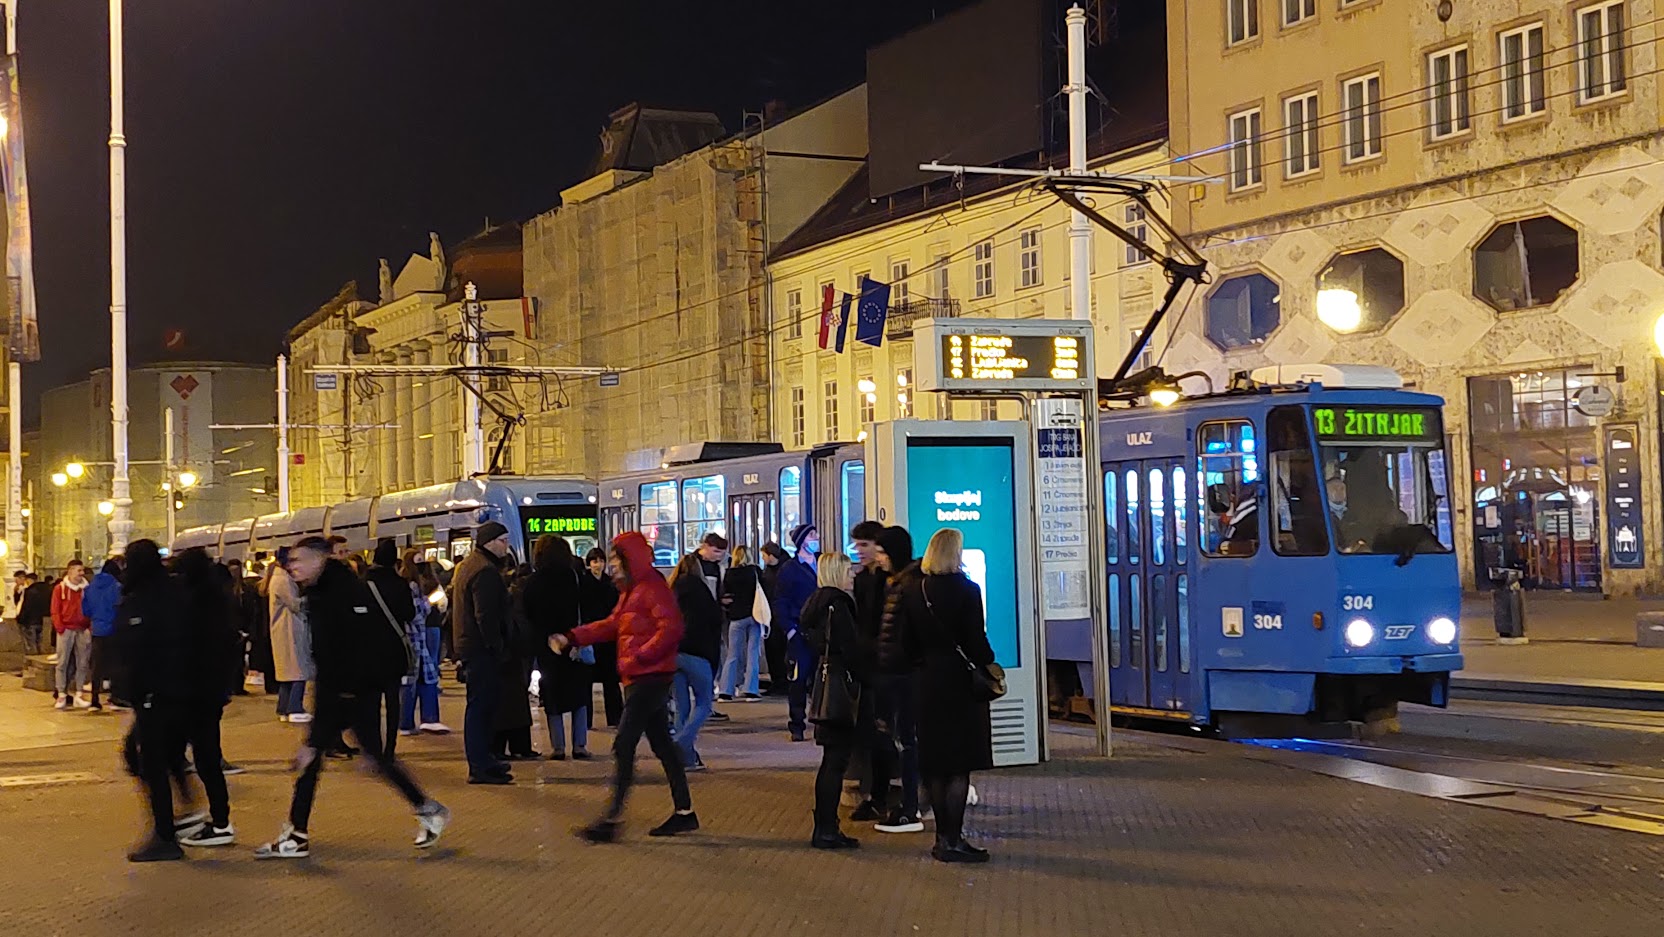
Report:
915,318,1095,393
1312,406,1442,444
525,516,597,535
519,506,600,549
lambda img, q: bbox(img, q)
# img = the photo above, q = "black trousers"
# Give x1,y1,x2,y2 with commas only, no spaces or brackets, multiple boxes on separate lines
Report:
382,683,401,761
592,641,624,727
89,636,112,707
815,741,854,831
290,689,426,832
763,627,789,694
131,700,230,839
605,678,691,821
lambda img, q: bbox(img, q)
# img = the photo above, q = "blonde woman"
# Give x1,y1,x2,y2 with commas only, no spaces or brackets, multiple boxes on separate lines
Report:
799,551,872,849
718,545,767,701
878,527,995,863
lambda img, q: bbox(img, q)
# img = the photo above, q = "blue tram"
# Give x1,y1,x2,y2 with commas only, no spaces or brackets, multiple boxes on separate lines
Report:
172,476,599,566
1089,365,1462,733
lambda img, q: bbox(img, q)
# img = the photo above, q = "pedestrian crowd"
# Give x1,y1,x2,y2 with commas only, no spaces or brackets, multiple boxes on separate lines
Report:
13,513,998,865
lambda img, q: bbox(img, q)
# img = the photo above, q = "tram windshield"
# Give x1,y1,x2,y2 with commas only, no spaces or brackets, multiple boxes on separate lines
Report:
1312,404,1454,559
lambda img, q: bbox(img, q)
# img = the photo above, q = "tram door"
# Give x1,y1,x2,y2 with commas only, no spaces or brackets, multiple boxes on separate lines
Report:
727,493,777,552
1105,458,1192,714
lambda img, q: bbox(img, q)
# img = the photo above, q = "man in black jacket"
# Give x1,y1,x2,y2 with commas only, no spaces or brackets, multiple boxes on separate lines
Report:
847,520,892,820
17,571,48,656
366,538,416,760
449,522,515,784
253,537,448,860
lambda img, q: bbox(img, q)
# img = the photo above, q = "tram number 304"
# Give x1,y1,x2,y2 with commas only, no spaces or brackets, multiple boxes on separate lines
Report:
1342,595,1376,611
1252,614,1283,630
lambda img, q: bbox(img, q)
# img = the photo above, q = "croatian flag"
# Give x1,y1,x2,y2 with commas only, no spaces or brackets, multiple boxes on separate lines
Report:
854,279,890,348
816,282,837,350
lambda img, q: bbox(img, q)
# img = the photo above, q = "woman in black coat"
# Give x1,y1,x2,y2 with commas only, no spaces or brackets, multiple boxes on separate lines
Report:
879,527,995,864
579,547,622,726
801,551,875,850
526,535,593,759
494,563,540,760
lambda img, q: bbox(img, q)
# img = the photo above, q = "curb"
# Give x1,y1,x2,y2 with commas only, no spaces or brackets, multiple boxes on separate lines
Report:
1451,674,1664,711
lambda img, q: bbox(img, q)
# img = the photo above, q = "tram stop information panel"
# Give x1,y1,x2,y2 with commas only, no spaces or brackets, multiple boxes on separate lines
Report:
868,419,1041,767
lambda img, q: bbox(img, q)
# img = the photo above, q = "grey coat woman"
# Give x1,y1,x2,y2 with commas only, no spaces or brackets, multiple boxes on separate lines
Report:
267,563,313,683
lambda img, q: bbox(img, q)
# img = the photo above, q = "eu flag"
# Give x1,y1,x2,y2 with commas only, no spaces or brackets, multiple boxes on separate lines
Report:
834,290,854,353
854,279,890,348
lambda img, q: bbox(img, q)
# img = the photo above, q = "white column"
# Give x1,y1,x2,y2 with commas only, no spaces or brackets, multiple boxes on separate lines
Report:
412,342,434,486
1066,4,1091,323
377,353,396,493
394,347,414,490
462,286,486,476
7,362,21,572
276,354,290,513
107,0,132,552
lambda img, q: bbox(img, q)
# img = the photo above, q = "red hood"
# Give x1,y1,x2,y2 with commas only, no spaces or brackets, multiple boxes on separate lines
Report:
611,531,660,586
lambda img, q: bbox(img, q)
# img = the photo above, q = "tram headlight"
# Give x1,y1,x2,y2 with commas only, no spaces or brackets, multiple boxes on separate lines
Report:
1427,616,1457,645
1344,618,1375,648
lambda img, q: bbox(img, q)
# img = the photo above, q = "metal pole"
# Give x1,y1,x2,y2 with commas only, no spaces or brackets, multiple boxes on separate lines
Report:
462,283,486,477
6,363,21,573
24,478,31,570
276,354,290,512
1065,4,1091,325
106,0,132,551
164,406,174,546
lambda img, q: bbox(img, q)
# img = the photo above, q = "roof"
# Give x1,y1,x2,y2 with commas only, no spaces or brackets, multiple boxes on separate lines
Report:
590,104,728,176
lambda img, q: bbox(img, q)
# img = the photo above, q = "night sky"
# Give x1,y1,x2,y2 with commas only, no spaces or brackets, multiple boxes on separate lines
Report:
17,0,980,421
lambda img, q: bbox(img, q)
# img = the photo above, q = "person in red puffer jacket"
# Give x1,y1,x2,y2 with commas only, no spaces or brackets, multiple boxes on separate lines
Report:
554,531,697,843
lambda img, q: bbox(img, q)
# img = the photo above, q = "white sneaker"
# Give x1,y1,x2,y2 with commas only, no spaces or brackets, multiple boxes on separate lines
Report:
277,714,289,723
415,801,450,849
180,823,236,848
399,728,419,737
288,712,313,724
53,696,68,710
73,695,90,709
174,810,209,838
418,722,451,734
253,824,309,860
967,784,979,807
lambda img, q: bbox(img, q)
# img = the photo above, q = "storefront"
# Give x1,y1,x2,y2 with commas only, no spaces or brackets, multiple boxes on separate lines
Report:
1467,368,1602,591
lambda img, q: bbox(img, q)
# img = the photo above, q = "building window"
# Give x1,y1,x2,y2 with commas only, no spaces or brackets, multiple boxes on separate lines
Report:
1117,203,1150,267
931,253,950,298
1316,247,1406,333
1342,73,1382,162
980,400,1000,421
785,288,803,340
1282,91,1320,178
1129,328,1154,372
823,380,841,441
1282,0,1314,27
1228,0,1259,45
790,386,806,448
1020,227,1042,288
1577,1,1627,103
1473,216,1581,312
1427,46,1471,140
973,240,994,298
896,368,913,418
891,260,910,307
1228,107,1263,191
858,373,876,427
1500,23,1546,120
485,347,509,391
1205,272,1280,349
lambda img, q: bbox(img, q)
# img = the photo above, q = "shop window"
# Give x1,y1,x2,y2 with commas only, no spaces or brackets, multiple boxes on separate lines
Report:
1198,420,1260,556
1205,272,1280,349
1473,217,1579,311
1267,406,1329,556
1316,248,1405,333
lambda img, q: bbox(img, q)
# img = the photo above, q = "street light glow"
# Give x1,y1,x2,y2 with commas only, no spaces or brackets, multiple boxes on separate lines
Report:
97,500,115,516
1653,312,1664,357
50,472,68,487
65,462,86,479
177,470,198,489
1316,288,1363,333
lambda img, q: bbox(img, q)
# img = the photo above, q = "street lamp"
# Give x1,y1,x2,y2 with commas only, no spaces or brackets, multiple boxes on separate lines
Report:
65,461,85,479
50,472,67,487
1652,312,1664,357
177,469,198,489
1316,288,1363,333
97,500,114,516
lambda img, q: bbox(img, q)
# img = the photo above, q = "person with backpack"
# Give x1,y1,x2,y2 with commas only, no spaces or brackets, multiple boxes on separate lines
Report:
253,536,448,860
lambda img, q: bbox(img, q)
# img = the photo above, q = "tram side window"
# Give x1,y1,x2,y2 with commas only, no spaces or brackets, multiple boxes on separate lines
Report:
841,461,866,554
1198,420,1260,557
1268,406,1329,556
681,475,726,551
640,481,679,567
779,467,803,548
1103,471,1119,565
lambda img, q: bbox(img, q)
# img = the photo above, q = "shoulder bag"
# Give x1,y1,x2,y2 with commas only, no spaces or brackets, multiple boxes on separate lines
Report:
366,581,418,681
922,579,1007,703
809,600,861,728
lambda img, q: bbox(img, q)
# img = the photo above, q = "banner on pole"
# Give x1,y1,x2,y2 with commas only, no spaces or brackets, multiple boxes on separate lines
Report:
0,53,37,362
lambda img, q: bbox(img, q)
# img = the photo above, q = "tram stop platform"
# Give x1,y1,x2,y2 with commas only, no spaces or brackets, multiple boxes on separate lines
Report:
1456,592,1664,708
0,676,1660,937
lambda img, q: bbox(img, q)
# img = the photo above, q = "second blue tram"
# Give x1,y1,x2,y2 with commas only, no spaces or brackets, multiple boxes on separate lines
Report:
1091,367,1462,733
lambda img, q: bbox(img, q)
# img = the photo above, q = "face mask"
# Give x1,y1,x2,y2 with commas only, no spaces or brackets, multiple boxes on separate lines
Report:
803,539,819,557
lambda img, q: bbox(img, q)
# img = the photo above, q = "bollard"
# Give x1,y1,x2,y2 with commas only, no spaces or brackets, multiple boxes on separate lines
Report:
1491,568,1528,645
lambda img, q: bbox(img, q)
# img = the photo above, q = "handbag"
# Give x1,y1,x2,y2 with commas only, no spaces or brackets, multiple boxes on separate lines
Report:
922,580,1007,703
751,579,773,629
808,601,861,728
366,581,418,680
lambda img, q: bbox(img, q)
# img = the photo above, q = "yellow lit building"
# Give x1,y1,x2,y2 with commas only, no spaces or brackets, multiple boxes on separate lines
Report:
1163,0,1664,593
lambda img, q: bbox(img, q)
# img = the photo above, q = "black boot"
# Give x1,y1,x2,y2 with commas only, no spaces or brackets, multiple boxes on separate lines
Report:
810,827,859,850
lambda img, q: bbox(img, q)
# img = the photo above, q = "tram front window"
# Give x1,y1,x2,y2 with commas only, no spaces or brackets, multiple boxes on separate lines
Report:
1313,404,1453,558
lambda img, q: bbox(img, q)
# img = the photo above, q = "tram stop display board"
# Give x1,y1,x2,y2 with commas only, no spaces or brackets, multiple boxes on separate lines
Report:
866,419,1041,767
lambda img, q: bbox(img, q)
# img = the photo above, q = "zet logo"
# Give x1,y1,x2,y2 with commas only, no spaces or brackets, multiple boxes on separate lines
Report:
1384,625,1415,640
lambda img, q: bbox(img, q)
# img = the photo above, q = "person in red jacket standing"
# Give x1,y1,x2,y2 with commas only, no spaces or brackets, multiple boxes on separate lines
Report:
52,559,94,710
552,531,697,843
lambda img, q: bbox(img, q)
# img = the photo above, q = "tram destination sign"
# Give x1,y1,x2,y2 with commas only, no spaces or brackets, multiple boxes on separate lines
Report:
914,318,1096,393
1312,405,1442,444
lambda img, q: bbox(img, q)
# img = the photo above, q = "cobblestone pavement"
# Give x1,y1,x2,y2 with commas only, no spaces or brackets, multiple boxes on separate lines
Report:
1,688,1662,937
1460,593,1664,684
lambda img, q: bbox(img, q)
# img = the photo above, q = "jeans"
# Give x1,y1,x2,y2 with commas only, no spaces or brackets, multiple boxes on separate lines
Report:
718,617,762,697
462,654,504,776
135,700,230,839
290,688,427,832
275,681,308,717
548,705,590,754
872,674,921,815
54,629,91,696
786,636,817,737
400,626,443,731
18,619,42,656
672,653,714,765
605,678,691,821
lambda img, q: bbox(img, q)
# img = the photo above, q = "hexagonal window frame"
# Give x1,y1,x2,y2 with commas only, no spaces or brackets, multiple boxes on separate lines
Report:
1204,269,1283,352
1314,246,1407,335
1471,214,1581,313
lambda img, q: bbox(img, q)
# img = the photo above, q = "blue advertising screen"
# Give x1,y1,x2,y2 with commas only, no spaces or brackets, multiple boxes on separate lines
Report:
905,438,1019,668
